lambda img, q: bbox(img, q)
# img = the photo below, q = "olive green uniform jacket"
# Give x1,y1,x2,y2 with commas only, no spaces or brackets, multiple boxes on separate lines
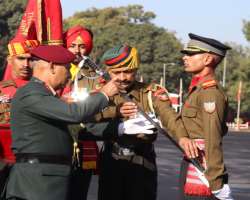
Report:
181,76,228,191
6,77,109,200
95,81,188,145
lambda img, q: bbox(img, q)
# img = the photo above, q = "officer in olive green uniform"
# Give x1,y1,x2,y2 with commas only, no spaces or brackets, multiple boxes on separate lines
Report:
179,33,234,200
96,45,198,200
5,45,119,200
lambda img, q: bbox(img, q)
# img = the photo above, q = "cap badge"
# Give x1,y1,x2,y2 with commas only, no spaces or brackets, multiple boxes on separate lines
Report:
76,35,83,43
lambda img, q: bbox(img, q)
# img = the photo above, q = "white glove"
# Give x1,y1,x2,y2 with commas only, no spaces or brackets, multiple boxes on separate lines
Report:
118,114,157,135
212,184,234,200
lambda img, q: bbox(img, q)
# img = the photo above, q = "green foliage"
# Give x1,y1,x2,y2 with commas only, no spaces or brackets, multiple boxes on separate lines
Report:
242,19,250,42
64,5,189,92
1,3,249,117
64,5,250,117
217,43,250,119
0,0,27,78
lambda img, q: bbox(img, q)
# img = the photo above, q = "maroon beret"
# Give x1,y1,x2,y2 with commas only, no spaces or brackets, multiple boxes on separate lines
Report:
31,45,75,64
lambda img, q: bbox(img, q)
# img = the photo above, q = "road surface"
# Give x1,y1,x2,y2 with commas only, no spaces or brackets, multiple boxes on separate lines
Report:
88,131,250,199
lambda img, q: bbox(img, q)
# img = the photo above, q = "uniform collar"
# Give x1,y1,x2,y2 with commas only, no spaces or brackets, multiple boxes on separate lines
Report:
31,77,57,96
189,74,216,92
125,81,147,101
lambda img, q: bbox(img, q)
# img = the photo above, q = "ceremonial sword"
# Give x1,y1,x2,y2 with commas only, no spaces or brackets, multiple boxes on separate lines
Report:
80,56,206,175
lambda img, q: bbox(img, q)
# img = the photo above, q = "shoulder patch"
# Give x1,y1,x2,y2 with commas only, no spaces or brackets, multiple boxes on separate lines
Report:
202,80,217,89
203,101,216,113
98,77,106,84
0,80,16,88
147,83,169,101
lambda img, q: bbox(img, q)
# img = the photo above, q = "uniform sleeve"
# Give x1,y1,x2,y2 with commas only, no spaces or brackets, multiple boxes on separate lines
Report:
83,119,120,140
153,97,188,141
20,92,109,123
94,104,117,122
200,88,226,191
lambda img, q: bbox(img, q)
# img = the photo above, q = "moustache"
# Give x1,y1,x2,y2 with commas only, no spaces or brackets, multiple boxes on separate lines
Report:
116,80,132,85
73,54,82,64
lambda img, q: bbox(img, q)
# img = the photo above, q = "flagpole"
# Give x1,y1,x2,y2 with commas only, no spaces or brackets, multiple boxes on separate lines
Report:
222,56,227,87
179,78,183,113
163,64,166,88
236,81,242,131
160,77,163,87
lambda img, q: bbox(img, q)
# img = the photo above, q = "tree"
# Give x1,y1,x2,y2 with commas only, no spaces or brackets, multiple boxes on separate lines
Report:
0,0,27,78
217,43,250,120
242,19,250,42
64,5,189,92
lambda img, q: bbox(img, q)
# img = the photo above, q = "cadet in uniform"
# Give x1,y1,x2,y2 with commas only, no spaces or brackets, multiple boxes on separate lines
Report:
96,44,198,200
5,45,119,200
63,25,100,200
179,33,233,200
0,37,39,192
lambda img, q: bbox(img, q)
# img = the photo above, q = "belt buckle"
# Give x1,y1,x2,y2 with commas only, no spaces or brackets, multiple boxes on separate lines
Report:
28,158,39,164
121,148,134,156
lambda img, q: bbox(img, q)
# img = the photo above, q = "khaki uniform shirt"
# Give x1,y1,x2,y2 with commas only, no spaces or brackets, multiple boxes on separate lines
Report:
181,75,228,191
97,81,188,145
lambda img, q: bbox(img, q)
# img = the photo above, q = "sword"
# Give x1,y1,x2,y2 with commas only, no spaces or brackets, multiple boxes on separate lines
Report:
81,56,205,173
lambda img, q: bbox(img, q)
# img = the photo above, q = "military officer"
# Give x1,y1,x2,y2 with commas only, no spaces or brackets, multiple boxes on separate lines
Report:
179,33,233,200
0,37,39,193
5,45,119,200
96,44,198,200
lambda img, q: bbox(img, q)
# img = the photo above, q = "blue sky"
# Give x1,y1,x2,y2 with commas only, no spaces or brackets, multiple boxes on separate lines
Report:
61,0,250,46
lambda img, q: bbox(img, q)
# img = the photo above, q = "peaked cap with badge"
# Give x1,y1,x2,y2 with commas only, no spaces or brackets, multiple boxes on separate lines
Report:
181,33,231,56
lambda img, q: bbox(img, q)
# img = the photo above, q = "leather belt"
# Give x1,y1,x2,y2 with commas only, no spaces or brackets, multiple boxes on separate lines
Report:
112,142,135,156
112,153,156,171
15,153,72,166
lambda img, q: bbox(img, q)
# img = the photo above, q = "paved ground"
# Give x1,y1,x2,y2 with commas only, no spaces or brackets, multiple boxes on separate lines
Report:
88,131,250,199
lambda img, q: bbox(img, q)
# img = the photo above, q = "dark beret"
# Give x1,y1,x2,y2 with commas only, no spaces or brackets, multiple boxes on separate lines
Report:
181,33,231,56
31,45,75,64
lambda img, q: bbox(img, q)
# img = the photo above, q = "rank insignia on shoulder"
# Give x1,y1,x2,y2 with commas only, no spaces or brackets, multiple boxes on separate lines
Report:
203,102,216,113
98,77,106,84
202,80,217,89
0,94,11,103
0,80,16,88
147,84,169,101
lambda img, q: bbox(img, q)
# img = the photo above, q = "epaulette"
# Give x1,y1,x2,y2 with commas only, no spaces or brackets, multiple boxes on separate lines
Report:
98,76,106,84
0,80,17,88
93,77,106,91
147,83,169,101
146,83,164,92
201,80,217,89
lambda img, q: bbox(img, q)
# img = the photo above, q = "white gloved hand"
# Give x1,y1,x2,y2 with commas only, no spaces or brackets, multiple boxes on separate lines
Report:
212,184,234,200
118,114,157,135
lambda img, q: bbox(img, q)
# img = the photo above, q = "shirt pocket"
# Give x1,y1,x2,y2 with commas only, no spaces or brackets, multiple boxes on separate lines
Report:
182,107,197,118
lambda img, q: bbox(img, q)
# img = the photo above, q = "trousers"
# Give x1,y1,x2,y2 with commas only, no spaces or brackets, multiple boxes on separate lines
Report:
98,145,157,200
